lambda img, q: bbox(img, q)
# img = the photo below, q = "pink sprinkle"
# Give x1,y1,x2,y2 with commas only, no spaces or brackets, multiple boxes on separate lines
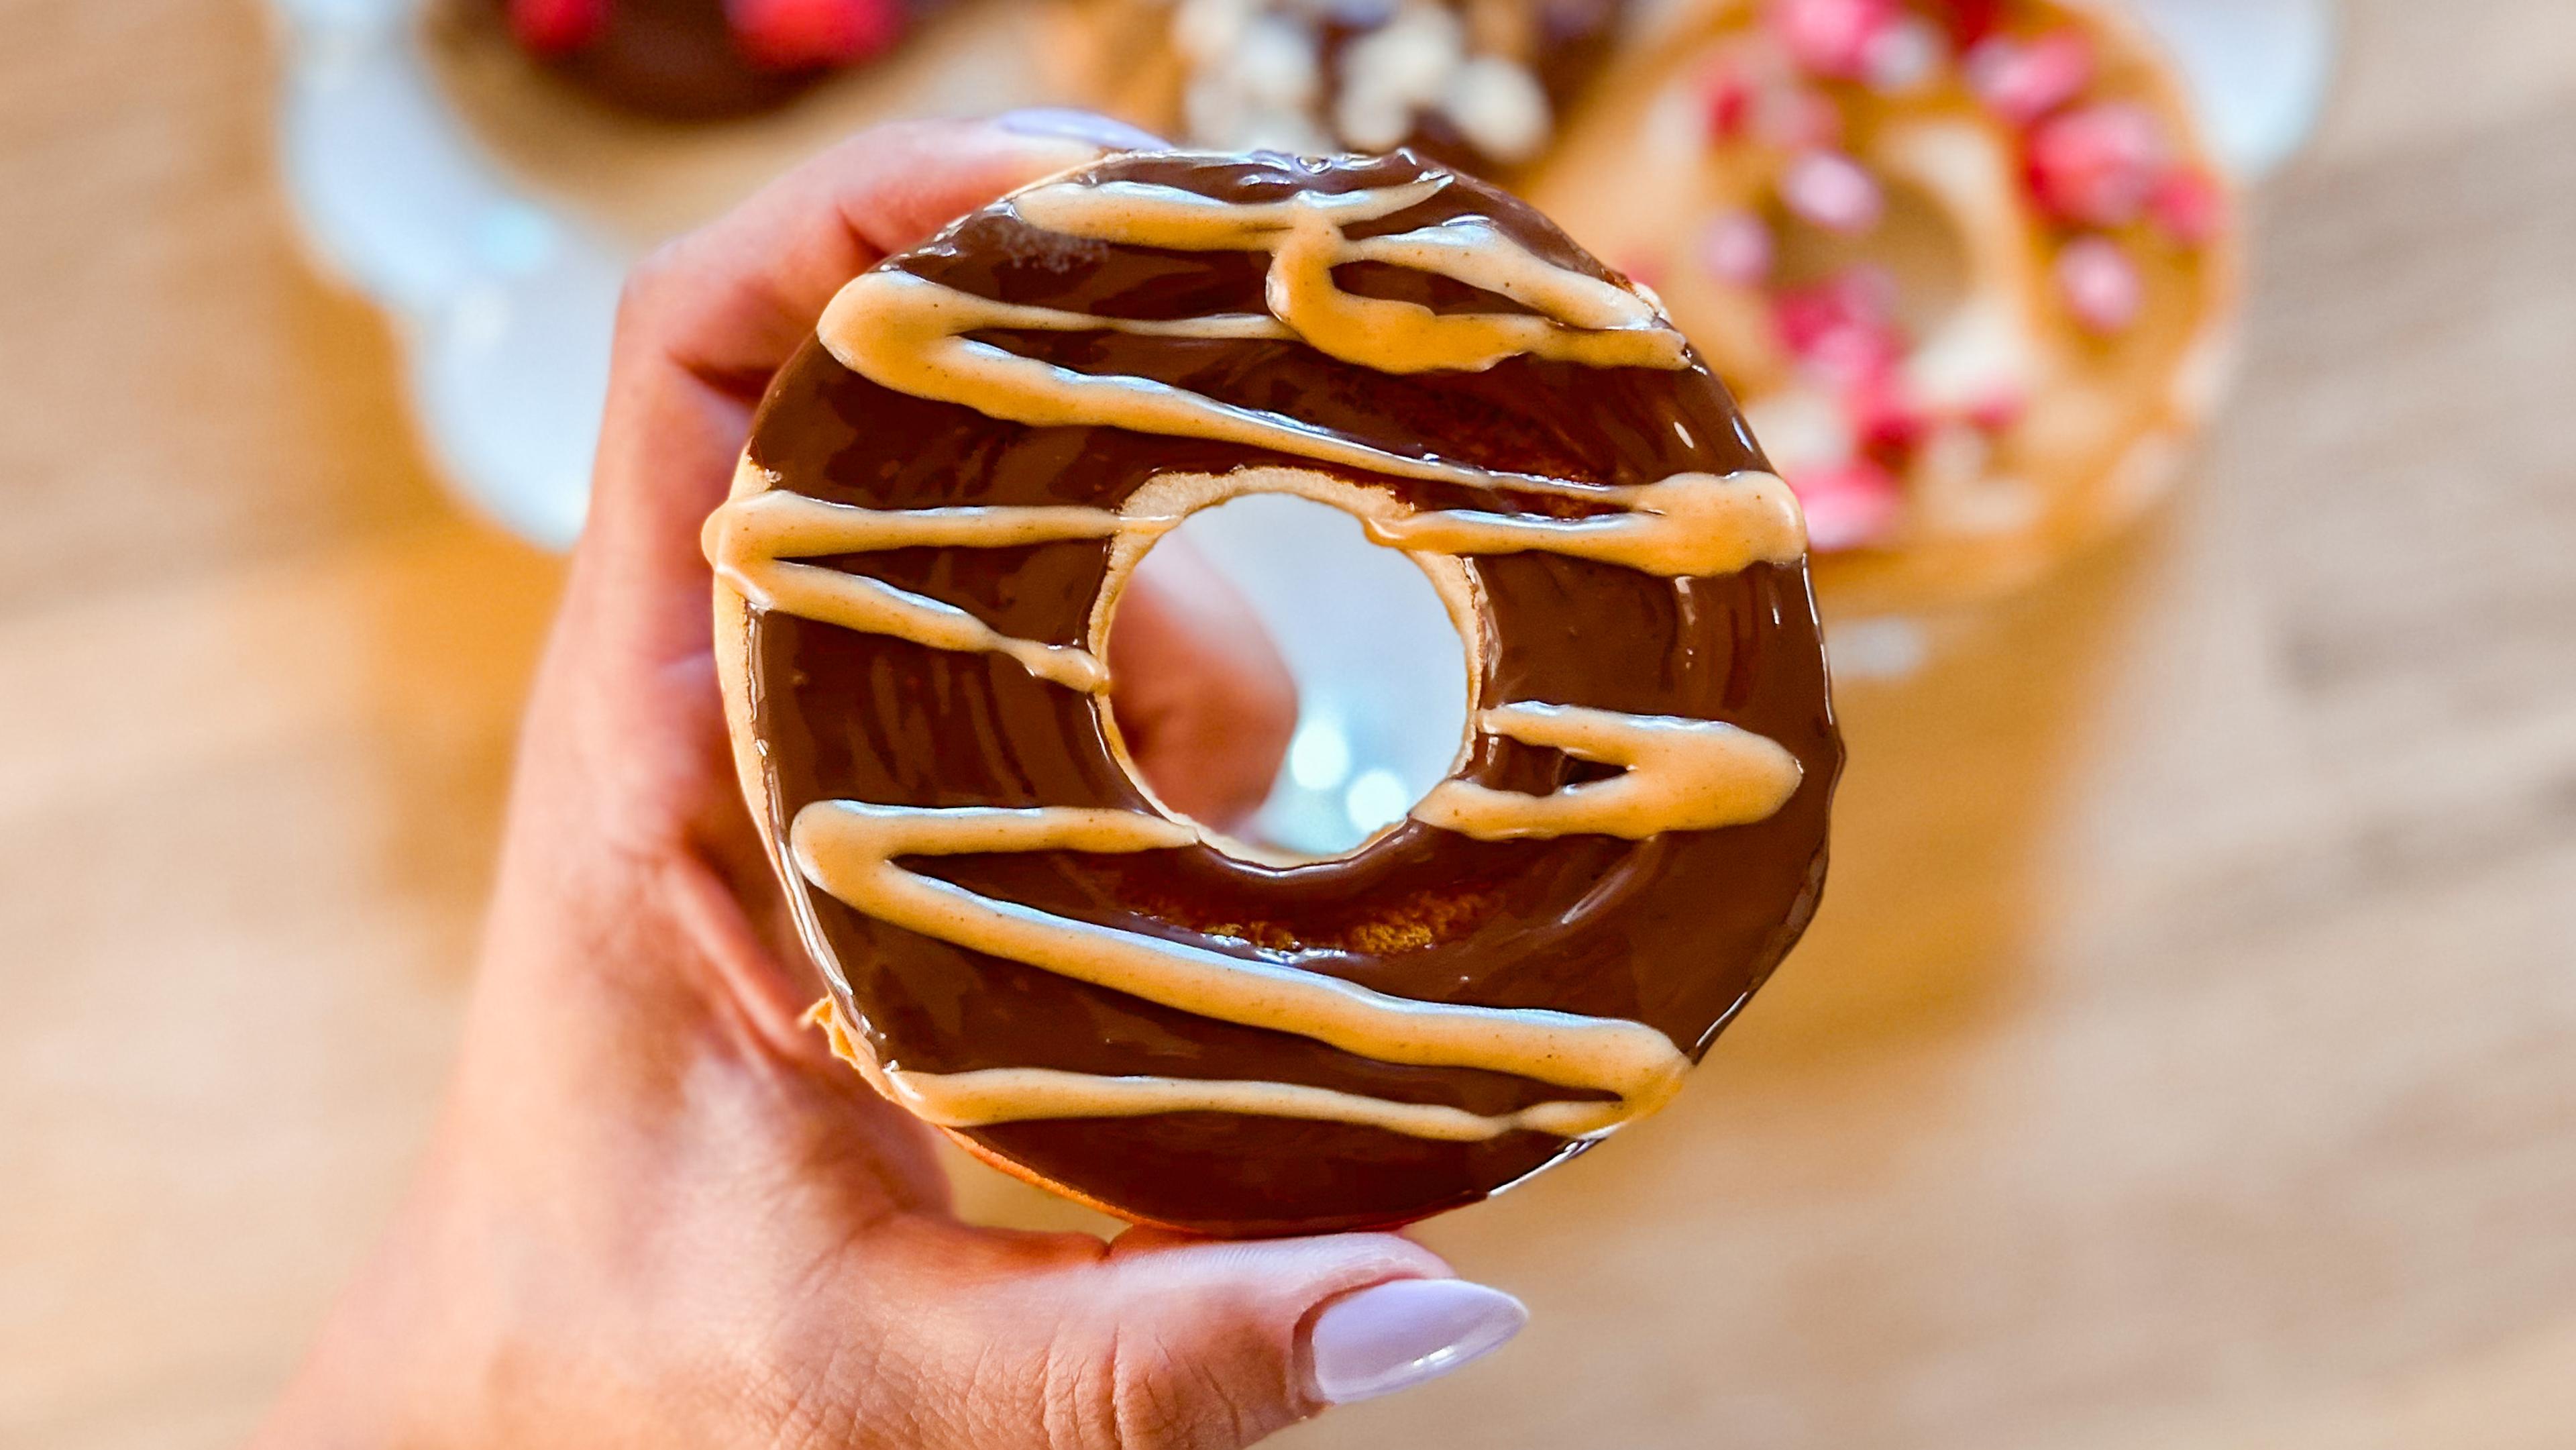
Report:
1754,83,1844,150
1697,211,1776,286
1771,0,1901,80
1781,150,1885,236
2148,167,2227,246
1941,0,2007,47
1621,253,1668,291
1774,269,1891,354
727,0,904,68
1790,458,1905,551
509,0,608,53
1964,30,2096,125
1776,268,1903,384
1862,17,1943,93
1965,387,2027,431
1701,63,1756,139
2026,102,2169,227
1804,323,1902,389
2056,236,2144,333
1850,376,1928,452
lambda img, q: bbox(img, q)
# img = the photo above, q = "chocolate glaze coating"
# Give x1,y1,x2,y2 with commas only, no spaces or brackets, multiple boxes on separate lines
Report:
737,151,1841,1236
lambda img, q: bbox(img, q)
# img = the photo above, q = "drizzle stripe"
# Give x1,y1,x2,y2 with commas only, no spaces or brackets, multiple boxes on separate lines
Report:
879,1066,1632,1141
1415,703,1805,841
1368,471,1809,576
1012,178,1682,369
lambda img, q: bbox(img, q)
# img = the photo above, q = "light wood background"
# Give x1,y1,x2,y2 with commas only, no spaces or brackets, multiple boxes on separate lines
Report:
5,2,2575,1447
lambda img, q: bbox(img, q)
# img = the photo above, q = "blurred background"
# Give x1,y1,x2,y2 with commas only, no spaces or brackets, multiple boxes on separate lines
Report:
5,0,2575,1446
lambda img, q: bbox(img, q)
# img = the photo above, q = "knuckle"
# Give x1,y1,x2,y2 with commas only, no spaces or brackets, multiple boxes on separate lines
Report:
614,240,692,340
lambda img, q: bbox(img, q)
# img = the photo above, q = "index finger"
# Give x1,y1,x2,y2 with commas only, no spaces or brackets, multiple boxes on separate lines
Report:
628,112,1158,395
574,111,1159,656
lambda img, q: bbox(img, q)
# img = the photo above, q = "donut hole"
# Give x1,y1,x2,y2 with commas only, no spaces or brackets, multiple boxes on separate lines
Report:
1108,493,1471,862
1768,173,1970,343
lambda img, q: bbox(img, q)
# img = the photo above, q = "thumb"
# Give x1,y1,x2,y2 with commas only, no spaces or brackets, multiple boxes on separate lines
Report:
943,1230,1527,1449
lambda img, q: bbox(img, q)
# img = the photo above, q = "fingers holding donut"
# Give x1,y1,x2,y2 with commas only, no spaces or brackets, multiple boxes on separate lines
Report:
511,113,1165,1045
1106,537,1301,833
561,112,1154,792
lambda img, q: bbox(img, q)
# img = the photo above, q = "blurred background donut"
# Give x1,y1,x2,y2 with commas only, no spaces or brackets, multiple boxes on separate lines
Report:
1055,0,1632,179
443,0,927,119
1532,0,2240,615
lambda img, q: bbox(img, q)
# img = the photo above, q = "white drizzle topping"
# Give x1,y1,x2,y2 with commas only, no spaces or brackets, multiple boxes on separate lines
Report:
713,163,1815,1143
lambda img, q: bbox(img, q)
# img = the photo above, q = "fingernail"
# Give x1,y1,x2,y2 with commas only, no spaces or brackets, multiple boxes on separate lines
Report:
1306,1279,1527,1405
995,107,1171,154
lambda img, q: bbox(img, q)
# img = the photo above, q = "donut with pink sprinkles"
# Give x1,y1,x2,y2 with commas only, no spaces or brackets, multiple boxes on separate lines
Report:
1534,0,2239,613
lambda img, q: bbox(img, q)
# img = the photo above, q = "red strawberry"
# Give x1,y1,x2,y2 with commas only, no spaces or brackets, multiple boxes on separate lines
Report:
509,0,608,54
2026,101,2169,227
727,0,904,70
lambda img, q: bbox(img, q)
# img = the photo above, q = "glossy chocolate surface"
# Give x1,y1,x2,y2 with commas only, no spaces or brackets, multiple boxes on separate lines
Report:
738,152,1840,1236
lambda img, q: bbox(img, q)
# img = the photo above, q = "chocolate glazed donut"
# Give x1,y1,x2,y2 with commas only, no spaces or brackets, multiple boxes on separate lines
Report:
704,150,1843,1237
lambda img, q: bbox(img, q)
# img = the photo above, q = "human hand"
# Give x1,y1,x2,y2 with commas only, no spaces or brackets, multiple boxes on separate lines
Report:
251,113,1525,1450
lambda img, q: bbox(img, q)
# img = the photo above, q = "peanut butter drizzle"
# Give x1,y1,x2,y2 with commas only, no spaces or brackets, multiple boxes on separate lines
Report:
790,801,1688,1141
1366,470,1809,576
879,1066,1634,1143
704,487,1175,692
1415,704,1805,841
816,175,1691,499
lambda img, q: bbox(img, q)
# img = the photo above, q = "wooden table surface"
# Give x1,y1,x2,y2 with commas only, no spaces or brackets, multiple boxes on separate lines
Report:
5,2,2574,1446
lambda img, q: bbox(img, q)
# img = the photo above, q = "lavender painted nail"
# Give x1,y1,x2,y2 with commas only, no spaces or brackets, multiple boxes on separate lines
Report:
1306,1280,1529,1405
994,107,1171,154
